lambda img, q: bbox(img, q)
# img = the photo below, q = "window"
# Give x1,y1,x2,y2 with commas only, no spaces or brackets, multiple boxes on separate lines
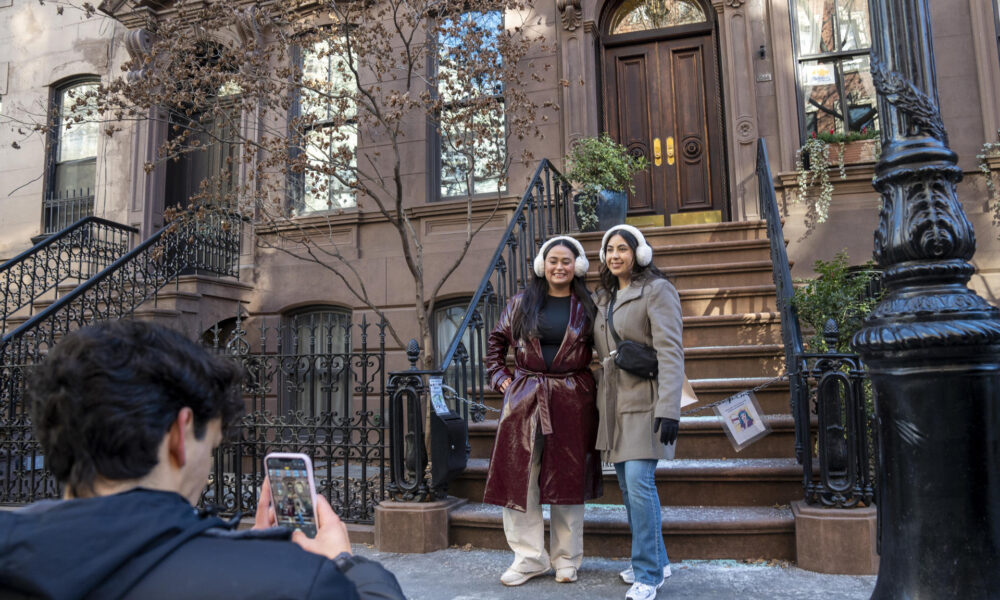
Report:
791,0,878,140
45,79,98,232
435,11,507,198
609,0,707,35
281,308,353,417
290,39,358,214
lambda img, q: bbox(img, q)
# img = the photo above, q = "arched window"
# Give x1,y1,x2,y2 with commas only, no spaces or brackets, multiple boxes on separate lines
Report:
608,0,706,35
45,78,99,233
280,307,353,417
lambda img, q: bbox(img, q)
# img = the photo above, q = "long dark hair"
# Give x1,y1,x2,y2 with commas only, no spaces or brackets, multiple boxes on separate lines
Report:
511,239,597,341
598,227,667,295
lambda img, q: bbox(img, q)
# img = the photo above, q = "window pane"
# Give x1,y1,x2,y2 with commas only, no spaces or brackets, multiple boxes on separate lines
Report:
836,0,871,52
57,83,99,163
435,304,470,368
439,11,503,102
302,40,357,122
841,55,877,132
302,125,357,212
440,102,505,197
610,0,706,35
800,59,843,136
795,0,836,55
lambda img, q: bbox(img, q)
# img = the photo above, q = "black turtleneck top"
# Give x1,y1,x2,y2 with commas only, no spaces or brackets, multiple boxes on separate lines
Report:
537,294,571,368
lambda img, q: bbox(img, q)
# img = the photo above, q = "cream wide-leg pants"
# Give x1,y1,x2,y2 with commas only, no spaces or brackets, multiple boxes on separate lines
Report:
501,433,585,573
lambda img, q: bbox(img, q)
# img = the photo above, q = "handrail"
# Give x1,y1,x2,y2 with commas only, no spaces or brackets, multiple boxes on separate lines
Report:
0,212,242,416
434,159,573,419
755,139,808,464
0,217,138,331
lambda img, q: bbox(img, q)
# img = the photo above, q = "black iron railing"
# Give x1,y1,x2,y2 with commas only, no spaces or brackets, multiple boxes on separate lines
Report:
0,217,137,332
435,159,573,419
43,189,95,234
797,320,875,508
200,314,388,523
0,212,242,418
757,138,875,508
756,140,809,464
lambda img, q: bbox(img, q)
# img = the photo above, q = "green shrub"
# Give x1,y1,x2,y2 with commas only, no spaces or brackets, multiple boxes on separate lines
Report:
791,250,882,352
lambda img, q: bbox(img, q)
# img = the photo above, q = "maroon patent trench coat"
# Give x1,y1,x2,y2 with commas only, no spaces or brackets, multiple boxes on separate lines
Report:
483,293,603,512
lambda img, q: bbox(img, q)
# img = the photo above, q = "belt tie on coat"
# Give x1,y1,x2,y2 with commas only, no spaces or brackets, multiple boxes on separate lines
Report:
515,368,583,436
595,356,619,452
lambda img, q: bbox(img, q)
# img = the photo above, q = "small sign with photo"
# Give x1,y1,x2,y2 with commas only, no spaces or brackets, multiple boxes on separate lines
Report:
427,376,450,416
713,390,770,451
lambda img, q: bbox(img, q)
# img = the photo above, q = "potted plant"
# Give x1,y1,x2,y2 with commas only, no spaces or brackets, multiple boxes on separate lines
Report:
976,128,1000,230
565,134,649,232
795,127,880,230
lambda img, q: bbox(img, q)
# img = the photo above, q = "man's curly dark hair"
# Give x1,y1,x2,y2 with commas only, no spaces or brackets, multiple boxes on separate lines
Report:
27,320,245,498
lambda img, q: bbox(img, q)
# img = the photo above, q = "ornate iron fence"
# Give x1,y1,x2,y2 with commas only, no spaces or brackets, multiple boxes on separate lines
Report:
757,138,876,508
0,217,137,332
200,314,388,524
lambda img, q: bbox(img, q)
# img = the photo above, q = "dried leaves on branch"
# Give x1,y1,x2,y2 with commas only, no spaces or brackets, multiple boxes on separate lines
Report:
20,0,550,361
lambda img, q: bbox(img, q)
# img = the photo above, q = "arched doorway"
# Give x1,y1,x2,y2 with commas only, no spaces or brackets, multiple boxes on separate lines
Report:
600,0,726,224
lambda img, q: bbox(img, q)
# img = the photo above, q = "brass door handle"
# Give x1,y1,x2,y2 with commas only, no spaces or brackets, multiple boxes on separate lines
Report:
653,138,662,166
666,136,675,165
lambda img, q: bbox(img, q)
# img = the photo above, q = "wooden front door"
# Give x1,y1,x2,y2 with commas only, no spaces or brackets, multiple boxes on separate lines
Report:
603,32,725,222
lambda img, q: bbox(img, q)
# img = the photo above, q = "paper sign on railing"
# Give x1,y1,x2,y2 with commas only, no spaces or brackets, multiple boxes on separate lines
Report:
428,376,450,416
713,390,771,452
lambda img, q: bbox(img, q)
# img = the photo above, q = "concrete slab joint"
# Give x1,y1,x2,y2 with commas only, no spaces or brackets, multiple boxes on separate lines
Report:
791,500,878,576
374,496,466,554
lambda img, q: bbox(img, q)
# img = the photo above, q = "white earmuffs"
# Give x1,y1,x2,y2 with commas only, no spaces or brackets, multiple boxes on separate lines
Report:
599,224,653,267
533,235,590,278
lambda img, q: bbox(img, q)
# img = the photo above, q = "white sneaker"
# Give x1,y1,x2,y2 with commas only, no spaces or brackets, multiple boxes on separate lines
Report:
626,581,658,600
619,564,671,584
500,566,550,586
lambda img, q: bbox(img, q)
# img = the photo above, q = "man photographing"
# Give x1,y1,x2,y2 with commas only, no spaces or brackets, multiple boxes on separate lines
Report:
0,320,404,599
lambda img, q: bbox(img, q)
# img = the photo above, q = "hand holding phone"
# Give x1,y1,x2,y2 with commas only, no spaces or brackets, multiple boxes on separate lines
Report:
263,452,319,538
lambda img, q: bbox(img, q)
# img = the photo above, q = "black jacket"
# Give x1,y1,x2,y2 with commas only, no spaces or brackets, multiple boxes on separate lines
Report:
0,489,404,600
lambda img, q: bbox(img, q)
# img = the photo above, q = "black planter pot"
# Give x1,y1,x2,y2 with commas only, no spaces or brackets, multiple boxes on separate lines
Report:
574,190,628,232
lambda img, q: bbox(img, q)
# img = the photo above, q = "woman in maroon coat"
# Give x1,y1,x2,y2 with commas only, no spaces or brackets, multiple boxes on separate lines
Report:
484,235,603,587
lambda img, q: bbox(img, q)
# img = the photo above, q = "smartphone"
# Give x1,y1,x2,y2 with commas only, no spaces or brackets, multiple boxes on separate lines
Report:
264,452,318,538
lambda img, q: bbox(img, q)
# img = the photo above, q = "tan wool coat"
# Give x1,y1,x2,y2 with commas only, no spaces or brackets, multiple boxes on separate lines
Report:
592,272,685,463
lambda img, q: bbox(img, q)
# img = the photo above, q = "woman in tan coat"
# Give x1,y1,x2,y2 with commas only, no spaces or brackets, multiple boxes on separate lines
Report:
592,225,683,600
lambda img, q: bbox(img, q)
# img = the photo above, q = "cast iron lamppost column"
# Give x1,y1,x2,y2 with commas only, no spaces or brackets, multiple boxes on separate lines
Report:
853,1,1000,597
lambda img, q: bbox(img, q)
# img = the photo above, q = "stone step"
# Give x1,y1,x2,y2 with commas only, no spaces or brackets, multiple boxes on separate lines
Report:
448,502,795,560
679,284,780,316
682,312,783,347
580,238,774,269
468,414,798,461
575,221,771,248
683,345,785,380
449,457,803,508
583,260,776,291
470,376,791,418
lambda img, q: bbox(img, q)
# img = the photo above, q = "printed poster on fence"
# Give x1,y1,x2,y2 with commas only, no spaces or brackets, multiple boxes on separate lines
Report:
713,390,770,451
428,376,450,416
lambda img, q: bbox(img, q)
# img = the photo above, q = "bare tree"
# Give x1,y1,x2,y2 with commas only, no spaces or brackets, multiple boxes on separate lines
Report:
4,0,553,363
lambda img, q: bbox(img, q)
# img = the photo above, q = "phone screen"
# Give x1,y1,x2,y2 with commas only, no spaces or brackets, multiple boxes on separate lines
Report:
266,456,318,538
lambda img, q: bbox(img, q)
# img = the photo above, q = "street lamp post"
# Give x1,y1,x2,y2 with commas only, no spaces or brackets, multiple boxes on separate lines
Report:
853,1,1000,597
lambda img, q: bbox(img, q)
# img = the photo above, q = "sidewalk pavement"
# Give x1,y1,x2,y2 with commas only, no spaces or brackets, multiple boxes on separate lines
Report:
353,544,877,600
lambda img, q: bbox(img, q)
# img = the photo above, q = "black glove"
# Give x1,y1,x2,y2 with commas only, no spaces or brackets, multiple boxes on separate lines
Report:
654,417,679,446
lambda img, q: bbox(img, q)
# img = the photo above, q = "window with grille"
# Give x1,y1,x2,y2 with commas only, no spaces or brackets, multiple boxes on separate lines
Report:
44,79,98,232
789,0,878,140
280,307,353,417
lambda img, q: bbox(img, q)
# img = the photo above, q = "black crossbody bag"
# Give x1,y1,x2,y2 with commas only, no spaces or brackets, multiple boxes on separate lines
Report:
607,290,658,379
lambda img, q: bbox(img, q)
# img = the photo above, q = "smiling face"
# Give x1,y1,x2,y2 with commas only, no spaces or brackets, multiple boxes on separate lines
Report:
544,244,576,293
604,233,635,283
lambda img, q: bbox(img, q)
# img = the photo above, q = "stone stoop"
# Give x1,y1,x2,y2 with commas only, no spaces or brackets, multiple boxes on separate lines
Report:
446,221,801,560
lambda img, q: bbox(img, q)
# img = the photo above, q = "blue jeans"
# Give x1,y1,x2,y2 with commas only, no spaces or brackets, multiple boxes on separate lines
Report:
615,460,668,586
